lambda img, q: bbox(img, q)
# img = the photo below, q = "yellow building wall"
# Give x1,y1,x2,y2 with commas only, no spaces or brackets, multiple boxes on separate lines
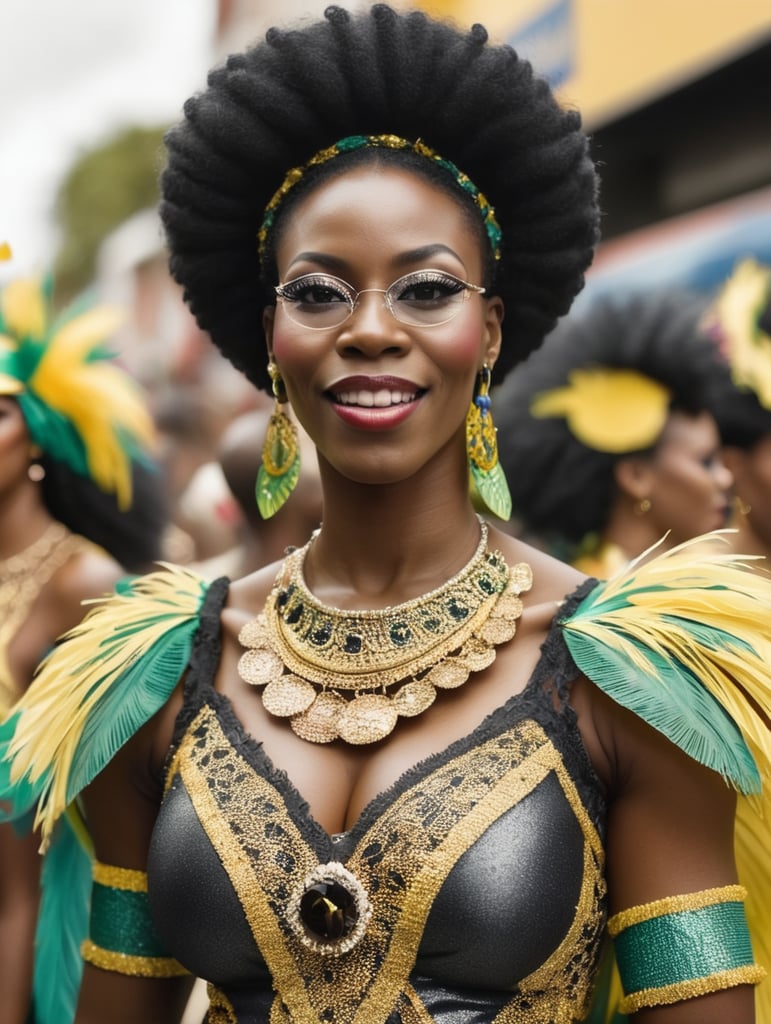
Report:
414,0,771,128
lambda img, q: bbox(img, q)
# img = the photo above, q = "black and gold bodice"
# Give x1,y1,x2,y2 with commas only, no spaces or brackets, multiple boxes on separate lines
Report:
148,580,609,1024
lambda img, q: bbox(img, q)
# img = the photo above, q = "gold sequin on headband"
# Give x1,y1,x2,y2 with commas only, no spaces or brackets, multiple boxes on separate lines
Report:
257,134,502,265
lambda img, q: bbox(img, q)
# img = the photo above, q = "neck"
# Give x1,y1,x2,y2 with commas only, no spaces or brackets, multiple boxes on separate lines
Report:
599,498,669,564
0,485,56,561
305,456,483,608
727,513,770,560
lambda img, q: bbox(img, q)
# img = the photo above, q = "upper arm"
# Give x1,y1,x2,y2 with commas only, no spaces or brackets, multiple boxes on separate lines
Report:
605,698,738,908
596,687,756,1023
75,712,194,1023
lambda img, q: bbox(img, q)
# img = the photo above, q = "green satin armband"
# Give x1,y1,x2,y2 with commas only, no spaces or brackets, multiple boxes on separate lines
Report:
82,861,189,978
608,884,765,1013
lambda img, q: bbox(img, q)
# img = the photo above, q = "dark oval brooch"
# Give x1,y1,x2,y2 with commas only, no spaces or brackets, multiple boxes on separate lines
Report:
288,862,372,955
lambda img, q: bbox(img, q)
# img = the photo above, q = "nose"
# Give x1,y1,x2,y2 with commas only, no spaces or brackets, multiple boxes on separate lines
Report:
335,289,411,357
713,458,733,492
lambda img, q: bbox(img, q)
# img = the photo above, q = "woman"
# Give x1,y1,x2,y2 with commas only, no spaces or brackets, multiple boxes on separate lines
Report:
0,270,165,1024
2,8,770,1023
704,259,771,561
494,288,735,575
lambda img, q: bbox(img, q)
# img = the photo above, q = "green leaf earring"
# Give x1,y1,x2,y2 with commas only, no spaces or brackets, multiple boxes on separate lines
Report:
466,365,512,521
256,362,301,519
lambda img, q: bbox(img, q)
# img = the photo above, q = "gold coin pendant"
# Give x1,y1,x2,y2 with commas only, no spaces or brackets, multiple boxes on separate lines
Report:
337,694,398,745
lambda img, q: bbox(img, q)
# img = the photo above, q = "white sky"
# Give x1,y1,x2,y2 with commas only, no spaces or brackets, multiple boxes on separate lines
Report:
0,0,216,281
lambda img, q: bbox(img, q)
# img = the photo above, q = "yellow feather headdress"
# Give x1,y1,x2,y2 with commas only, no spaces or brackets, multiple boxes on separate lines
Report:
530,367,671,453
0,273,155,508
701,258,771,412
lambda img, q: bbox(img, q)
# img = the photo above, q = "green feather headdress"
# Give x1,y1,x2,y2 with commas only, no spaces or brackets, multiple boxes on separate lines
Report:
0,273,155,508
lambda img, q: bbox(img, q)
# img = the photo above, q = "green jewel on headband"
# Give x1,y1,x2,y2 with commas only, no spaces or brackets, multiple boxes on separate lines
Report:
257,134,502,265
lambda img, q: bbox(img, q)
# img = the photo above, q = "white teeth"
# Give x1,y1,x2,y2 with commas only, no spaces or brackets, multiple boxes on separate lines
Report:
335,389,417,407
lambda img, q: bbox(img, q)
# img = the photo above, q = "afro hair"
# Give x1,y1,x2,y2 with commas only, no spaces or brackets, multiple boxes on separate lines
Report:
494,287,733,544
160,3,599,393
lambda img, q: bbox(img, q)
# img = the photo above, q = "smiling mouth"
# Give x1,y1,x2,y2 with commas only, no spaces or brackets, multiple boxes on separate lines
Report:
330,388,423,408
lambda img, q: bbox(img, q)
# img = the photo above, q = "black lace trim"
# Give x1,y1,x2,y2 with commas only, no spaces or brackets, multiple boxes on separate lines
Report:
529,577,606,833
169,576,229,750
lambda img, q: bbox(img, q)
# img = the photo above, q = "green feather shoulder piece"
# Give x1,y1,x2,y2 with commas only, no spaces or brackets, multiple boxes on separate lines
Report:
560,532,771,796
0,563,211,848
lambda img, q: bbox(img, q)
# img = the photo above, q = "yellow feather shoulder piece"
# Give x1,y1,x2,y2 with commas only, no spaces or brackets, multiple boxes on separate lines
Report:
561,531,771,796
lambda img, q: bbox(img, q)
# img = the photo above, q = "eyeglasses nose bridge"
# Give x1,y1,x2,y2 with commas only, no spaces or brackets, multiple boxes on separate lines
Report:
349,286,391,321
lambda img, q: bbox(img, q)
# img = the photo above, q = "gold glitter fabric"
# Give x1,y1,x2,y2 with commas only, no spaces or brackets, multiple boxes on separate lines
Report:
154,691,607,1023
207,984,239,1023
0,523,86,712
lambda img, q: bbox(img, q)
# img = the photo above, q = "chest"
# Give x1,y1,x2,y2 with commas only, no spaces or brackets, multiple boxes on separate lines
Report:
148,695,607,1008
214,604,553,834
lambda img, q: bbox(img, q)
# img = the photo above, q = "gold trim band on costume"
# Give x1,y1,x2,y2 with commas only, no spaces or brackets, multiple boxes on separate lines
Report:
92,860,149,892
607,883,747,935
86,859,188,977
619,966,766,1015
81,939,190,978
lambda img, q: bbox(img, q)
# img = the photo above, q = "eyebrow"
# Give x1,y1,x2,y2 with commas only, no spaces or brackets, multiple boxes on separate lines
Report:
287,243,467,273
394,244,466,269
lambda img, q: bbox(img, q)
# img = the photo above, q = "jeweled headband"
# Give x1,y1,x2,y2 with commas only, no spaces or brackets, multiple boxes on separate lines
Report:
257,134,502,265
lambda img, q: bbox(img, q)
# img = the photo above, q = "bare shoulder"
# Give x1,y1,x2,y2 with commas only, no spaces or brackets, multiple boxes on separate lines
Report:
52,544,124,604
221,557,286,639
39,544,124,636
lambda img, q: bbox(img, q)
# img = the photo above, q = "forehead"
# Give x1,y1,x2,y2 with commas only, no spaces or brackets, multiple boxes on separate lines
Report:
274,164,484,276
0,394,26,431
658,409,718,450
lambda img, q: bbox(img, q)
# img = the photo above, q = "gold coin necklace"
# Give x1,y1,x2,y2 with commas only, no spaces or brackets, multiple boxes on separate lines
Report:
237,519,532,745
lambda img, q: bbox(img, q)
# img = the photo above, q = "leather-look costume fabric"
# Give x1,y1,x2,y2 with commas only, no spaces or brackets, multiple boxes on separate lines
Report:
148,580,609,1023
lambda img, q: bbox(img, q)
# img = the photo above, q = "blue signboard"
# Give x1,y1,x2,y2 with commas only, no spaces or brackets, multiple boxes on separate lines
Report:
507,0,575,87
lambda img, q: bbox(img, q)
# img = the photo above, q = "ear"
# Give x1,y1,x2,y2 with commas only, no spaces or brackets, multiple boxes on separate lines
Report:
482,296,504,367
614,455,654,502
263,305,276,358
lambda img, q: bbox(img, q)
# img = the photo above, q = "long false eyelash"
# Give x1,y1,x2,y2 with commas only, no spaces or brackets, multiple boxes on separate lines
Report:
393,270,467,299
401,269,466,287
277,273,353,301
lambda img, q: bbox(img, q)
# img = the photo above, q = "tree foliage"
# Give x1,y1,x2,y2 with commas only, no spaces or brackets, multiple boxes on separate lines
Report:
54,124,168,301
